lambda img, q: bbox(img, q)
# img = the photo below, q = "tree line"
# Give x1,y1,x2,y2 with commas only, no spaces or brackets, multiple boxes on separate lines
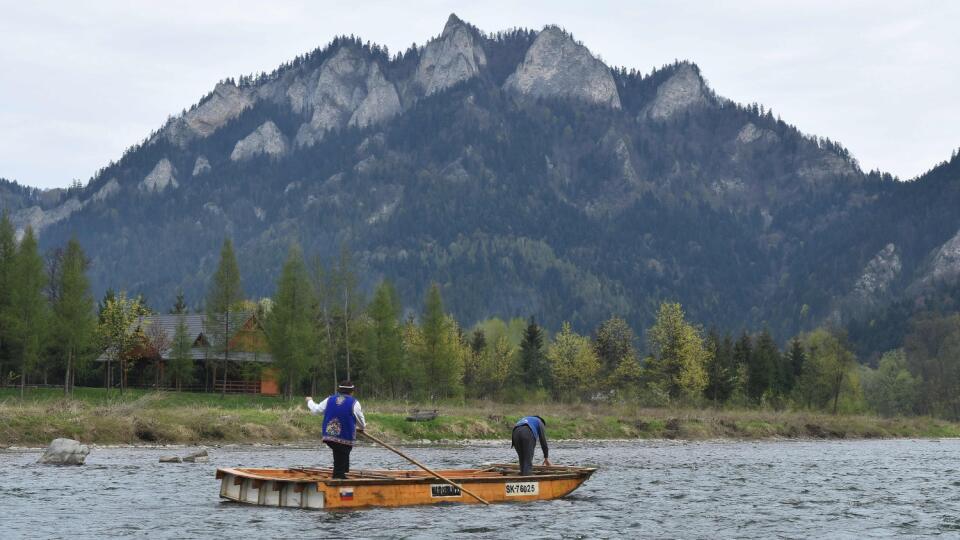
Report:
3,226,960,422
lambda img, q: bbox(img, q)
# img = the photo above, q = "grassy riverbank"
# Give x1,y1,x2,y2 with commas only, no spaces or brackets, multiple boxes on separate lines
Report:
2,388,959,447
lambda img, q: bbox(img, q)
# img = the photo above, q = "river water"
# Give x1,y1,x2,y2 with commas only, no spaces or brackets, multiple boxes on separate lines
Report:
2,439,960,538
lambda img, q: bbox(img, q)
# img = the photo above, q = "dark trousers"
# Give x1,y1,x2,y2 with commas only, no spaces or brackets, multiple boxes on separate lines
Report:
325,441,353,479
512,425,536,476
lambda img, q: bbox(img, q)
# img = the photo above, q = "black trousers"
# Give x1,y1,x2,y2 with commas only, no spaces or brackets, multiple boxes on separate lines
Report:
512,425,536,476
325,441,353,479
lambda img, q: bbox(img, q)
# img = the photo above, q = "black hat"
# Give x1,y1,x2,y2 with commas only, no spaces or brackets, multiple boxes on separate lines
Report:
338,380,355,391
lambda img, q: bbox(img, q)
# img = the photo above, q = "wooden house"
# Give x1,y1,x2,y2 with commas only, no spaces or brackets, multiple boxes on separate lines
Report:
96,311,279,395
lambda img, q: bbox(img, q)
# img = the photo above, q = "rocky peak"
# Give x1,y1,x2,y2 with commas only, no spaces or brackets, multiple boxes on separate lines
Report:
293,46,401,147
162,82,255,146
415,13,487,96
504,26,621,109
231,121,289,161
645,63,709,120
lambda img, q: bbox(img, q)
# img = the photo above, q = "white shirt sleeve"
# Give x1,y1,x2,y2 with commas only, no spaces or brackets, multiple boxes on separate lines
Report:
353,401,366,430
306,397,328,415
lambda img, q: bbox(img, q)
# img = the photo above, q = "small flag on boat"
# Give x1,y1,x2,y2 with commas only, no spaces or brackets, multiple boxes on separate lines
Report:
339,488,354,500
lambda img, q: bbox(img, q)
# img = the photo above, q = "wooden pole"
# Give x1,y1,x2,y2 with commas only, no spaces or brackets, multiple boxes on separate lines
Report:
359,431,489,505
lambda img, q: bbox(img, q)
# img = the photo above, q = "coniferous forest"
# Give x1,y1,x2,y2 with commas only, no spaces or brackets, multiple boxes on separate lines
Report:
2,221,958,422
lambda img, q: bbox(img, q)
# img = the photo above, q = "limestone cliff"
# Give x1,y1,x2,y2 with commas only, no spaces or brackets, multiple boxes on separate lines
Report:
293,47,401,147
504,26,620,108
140,158,178,192
415,14,487,96
645,64,709,120
231,121,289,161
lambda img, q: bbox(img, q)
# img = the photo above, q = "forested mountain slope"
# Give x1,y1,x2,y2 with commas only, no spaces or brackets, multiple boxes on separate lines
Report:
4,14,960,350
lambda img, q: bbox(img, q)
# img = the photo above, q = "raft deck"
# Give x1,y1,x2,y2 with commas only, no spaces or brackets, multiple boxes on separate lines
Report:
216,464,596,509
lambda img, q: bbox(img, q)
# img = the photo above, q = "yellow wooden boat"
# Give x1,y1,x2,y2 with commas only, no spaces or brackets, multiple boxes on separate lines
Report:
216,464,596,509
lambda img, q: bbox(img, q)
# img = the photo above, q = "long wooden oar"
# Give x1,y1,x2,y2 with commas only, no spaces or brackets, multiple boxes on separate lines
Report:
359,431,490,505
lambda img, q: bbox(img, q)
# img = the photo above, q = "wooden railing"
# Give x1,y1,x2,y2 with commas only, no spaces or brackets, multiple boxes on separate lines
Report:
212,380,262,394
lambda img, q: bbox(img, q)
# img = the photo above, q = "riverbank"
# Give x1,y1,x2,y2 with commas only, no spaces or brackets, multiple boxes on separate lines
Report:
2,388,959,447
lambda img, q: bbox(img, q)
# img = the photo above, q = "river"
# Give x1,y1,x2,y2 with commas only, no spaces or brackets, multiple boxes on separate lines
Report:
2,439,960,538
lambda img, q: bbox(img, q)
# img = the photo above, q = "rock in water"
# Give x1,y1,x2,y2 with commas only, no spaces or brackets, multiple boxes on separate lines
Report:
159,456,183,463
37,438,90,465
183,449,209,463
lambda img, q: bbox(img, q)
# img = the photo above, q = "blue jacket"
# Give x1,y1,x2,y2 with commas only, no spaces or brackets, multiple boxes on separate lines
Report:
513,416,549,458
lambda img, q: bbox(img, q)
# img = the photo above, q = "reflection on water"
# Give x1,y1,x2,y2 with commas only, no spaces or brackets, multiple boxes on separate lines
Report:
3,439,960,538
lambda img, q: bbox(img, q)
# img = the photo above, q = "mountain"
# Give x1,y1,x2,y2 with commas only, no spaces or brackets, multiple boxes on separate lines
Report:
4,14,960,355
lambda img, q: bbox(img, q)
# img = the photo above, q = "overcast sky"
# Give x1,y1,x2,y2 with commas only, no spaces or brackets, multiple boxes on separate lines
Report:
1,0,958,189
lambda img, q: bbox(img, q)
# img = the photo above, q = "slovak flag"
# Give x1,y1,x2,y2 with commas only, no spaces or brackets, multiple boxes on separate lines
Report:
339,488,354,501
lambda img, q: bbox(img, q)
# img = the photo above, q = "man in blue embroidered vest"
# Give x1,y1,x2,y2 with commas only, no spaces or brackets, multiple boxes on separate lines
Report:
512,415,551,476
305,380,366,479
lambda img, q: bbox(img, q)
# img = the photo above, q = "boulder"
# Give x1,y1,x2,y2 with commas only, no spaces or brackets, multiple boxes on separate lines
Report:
161,449,208,464
183,449,209,463
37,438,89,465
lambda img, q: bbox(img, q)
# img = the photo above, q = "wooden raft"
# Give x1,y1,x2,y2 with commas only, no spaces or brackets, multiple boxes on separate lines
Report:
215,464,596,509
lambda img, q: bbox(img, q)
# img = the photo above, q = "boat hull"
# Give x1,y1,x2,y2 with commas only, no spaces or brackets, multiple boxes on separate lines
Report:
216,464,595,509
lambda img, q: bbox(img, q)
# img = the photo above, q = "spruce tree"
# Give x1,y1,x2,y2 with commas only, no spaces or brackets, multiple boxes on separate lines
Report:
51,238,95,395
593,317,637,377
748,329,780,402
519,316,547,389
167,313,194,391
10,228,47,398
783,337,805,393
266,244,317,399
0,214,15,384
206,238,244,396
364,280,403,397
170,290,188,314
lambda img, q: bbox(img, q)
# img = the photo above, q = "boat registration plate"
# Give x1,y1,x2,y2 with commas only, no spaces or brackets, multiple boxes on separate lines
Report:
505,482,539,496
431,484,462,498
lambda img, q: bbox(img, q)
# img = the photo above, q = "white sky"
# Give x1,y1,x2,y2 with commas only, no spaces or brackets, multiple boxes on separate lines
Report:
1,0,958,189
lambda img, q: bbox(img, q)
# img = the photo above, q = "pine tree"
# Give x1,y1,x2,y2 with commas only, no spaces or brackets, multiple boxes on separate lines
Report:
519,316,547,389
51,238,95,395
9,227,48,398
266,244,317,399
206,238,244,396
